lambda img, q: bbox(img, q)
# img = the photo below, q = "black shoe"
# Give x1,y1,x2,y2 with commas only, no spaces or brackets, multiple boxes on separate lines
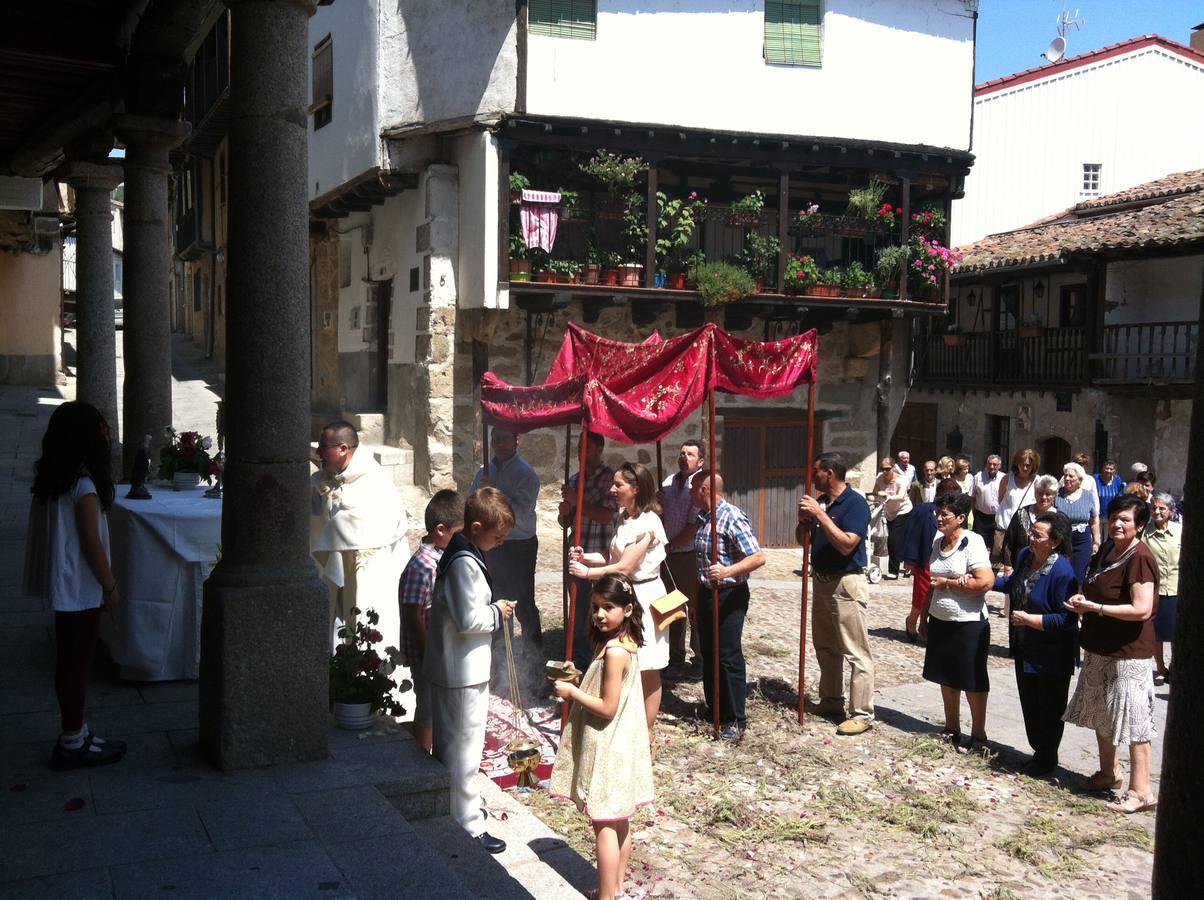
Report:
719,723,745,743
84,732,127,754
476,832,506,854
1022,758,1057,777
50,735,125,771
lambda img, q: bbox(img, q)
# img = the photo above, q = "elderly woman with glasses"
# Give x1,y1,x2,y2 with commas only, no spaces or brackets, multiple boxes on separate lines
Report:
1063,495,1160,813
1003,475,1060,568
1142,492,1181,685
1056,462,1100,582
918,492,995,751
994,511,1079,775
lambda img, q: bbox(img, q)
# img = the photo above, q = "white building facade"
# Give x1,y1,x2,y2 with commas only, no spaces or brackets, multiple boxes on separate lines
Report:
953,32,1204,246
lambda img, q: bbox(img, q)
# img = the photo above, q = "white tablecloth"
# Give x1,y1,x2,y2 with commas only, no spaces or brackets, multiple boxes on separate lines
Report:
100,485,222,681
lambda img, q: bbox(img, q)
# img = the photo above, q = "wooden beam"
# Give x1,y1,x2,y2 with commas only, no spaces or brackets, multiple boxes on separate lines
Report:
777,171,789,291
645,164,658,287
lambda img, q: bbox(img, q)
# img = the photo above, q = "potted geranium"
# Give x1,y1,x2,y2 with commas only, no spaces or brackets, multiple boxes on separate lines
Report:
794,203,823,233
911,204,947,237
330,607,408,730
694,261,756,307
812,267,843,298
158,427,217,490
909,233,962,300
727,190,765,228
784,253,819,294
737,232,780,293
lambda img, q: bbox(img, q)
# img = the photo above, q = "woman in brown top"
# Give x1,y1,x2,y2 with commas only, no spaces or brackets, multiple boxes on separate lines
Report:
1062,495,1159,813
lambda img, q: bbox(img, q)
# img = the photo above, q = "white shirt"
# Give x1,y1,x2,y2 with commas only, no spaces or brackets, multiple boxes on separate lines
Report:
894,463,916,492
972,470,1004,515
610,510,667,580
996,475,1037,531
927,530,992,622
956,474,973,496
1080,474,1100,517
50,477,110,613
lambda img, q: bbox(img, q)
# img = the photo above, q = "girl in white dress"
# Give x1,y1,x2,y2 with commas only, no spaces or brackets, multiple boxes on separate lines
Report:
570,461,668,737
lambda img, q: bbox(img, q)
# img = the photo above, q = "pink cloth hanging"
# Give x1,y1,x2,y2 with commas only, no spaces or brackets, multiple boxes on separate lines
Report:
520,189,561,253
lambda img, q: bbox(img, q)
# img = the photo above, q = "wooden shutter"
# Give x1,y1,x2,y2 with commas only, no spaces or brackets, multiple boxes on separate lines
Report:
311,36,332,129
765,1,822,67
529,0,597,40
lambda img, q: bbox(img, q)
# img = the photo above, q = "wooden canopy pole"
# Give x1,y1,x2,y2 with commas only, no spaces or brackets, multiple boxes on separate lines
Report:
708,382,721,739
562,423,590,732
798,378,817,725
655,440,663,484
481,420,490,484
562,424,572,629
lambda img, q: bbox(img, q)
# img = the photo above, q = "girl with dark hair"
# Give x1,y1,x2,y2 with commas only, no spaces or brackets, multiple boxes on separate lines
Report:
569,461,669,737
994,511,1079,775
23,401,126,770
550,574,653,900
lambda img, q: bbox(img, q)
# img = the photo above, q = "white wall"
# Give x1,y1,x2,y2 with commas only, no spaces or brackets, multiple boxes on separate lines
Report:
453,131,504,310
954,45,1204,245
309,1,383,201
1105,256,1203,325
525,0,974,150
378,0,517,134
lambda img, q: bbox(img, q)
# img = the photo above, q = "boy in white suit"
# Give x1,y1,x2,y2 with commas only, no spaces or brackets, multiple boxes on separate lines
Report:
424,486,515,854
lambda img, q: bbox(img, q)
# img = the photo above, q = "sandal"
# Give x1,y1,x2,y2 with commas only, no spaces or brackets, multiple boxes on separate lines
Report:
1083,770,1124,792
1110,791,1157,814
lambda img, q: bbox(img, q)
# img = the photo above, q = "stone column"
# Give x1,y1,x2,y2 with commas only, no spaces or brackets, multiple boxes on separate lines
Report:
113,115,189,478
199,0,328,769
63,163,124,475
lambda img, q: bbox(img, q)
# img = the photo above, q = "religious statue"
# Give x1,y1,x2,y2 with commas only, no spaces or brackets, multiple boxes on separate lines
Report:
126,433,152,500
204,450,225,499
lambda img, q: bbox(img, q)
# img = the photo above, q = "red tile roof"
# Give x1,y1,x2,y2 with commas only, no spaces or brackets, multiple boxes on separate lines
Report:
976,34,1204,98
953,170,1204,274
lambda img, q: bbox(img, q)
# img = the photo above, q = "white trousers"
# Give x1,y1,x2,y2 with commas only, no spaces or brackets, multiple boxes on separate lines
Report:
431,681,489,837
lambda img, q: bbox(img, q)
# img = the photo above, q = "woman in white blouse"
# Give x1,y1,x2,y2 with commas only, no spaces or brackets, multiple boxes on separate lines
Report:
569,461,668,735
873,456,913,580
919,492,996,751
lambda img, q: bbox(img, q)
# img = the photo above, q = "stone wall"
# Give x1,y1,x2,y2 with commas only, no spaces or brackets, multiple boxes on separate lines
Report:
0,244,61,386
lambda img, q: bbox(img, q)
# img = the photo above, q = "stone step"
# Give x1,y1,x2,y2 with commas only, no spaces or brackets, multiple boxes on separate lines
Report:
342,411,385,445
406,779,594,900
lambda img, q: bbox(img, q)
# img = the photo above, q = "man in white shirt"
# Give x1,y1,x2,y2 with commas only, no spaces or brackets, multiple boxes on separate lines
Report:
894,450,916,492
970,454,1003,555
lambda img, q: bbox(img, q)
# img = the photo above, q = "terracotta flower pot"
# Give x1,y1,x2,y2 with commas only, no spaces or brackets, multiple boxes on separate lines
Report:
943,334,966,347
755,277,766,294
534,272,555,284
583,263,600,285
668,272,687,290
1019,325,1044,338
618,264,643,287
509,257,531,275
601,268,619,286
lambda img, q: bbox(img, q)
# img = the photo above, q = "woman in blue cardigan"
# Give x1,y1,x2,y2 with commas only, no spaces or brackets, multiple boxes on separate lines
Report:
994,510,1079,776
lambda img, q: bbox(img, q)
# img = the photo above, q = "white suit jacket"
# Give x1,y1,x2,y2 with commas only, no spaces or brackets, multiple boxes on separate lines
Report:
423,550,501,689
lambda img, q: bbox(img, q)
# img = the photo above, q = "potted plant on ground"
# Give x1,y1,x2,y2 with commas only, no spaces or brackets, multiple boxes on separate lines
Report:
841,261,875,298
812,267,843,298
583,239,603,285
784,253,820,295
527,246,552,283
694,261,756,307
619,192,648,286
600,250,622,286
549,259,581,284
737,232,781,293
509,234,531,282
509,172,530,205
330,607,407,730
727,190,765,228
875,245,907,299
655,191,705,289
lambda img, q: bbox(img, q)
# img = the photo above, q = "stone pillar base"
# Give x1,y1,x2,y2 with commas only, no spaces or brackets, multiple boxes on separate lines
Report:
199,573,329,769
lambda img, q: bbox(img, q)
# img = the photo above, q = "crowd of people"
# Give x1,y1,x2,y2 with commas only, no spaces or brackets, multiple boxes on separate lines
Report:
24,401,1178,900
850,445,1177,815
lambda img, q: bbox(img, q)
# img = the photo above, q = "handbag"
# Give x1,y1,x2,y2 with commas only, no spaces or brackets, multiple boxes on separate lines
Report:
649,563,689,632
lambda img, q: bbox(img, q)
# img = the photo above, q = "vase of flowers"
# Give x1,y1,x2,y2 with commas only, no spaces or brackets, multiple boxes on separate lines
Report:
158,427,217,489
330,607,408,729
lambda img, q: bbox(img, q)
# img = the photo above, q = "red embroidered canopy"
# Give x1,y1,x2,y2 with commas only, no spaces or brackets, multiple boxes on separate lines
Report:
482,323,817,444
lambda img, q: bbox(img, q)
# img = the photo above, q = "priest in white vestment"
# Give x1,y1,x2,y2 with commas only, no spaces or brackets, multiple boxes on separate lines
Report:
311,421,410,659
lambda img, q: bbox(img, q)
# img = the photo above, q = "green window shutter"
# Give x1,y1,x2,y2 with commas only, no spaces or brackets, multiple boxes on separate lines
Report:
765,1,822,67
529,0,597,41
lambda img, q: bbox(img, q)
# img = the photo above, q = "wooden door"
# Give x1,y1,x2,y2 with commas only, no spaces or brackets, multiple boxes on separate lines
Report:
722,416,815,548
891,401,938,463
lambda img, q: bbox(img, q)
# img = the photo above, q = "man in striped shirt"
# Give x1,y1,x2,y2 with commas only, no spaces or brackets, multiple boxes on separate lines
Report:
692,470,766,741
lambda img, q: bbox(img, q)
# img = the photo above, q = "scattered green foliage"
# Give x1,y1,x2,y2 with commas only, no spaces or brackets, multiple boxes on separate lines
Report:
694,261,757,306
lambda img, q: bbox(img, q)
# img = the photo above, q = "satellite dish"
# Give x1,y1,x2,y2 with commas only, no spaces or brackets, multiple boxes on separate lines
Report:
1043,35,1067,63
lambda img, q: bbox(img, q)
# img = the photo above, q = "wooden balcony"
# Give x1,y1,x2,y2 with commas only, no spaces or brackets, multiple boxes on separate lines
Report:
916,321,1198,391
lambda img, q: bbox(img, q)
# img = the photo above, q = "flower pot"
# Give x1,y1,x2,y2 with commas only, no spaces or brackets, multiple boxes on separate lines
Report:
509,271,531,283
1019,325,1044,338
668,272,687,290
726,212,760,229
534,272,556,284
880,290,899,299
601,268,619,286
654,273,667,289
583,263,601,285
618,264,644,287
754,277,766,294
867,288,882,299
172,471,201,491
509,258,531,276
943,334,966,347
555,273,571,284
333,701,373,731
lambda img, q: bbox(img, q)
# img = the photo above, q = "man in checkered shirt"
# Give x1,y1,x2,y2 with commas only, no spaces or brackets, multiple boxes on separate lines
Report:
691,469,766,741
558,432,618,672
399,489,464,752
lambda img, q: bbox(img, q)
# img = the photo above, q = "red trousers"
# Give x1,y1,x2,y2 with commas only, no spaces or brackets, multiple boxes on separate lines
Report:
910,565,932,612
54,608,103,733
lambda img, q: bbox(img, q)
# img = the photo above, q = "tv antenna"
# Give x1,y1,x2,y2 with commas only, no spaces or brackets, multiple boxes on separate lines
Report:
1042,6,1085,63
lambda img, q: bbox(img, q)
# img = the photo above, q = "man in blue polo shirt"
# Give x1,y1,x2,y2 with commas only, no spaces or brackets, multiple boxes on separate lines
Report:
797,452,876,736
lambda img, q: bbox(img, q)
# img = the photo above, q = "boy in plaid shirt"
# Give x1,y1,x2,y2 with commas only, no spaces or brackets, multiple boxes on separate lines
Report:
400,489,464,752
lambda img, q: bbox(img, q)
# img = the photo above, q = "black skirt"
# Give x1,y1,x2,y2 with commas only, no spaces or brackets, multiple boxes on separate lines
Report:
923,616,990,693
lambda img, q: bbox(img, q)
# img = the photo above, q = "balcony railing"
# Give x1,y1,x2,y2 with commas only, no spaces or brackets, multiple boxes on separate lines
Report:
918,327,1085,387
916,321,1199,389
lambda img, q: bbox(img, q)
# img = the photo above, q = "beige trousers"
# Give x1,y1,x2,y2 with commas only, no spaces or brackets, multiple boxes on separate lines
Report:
811,572,875,720
664,552,702,664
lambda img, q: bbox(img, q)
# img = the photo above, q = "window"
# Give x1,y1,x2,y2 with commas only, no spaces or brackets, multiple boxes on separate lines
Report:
1082,163,1101,196
311,36,332,130
1059,284,1086,327
765,1,822,67
529,0,596,40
